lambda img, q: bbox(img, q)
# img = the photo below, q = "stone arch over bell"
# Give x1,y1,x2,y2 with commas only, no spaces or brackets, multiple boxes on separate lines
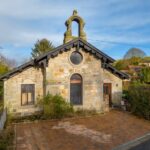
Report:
64,10,87,43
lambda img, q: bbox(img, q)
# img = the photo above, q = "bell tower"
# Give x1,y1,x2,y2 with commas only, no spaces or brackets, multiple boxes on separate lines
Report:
64,10,87,43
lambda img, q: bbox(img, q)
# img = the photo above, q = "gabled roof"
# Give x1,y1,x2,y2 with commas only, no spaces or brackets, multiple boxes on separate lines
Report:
35,38,115,63
0,38,129,80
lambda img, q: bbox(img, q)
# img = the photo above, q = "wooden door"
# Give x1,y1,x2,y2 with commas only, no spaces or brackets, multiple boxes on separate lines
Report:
103,83,112,107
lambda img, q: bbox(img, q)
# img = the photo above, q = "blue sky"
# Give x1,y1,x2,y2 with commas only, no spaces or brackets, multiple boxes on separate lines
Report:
0,0,150,64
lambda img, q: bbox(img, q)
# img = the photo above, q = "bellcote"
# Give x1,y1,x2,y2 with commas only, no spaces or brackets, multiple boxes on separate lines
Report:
64,10,87,43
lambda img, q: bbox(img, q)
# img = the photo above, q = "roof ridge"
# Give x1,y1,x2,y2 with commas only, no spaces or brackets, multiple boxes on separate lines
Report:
0,38,129,80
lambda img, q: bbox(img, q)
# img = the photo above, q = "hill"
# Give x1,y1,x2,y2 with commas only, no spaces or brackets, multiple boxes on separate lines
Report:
124,48,146,59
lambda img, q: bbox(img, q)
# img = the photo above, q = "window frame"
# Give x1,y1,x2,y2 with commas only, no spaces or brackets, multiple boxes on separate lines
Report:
21,84,35,106
70,51,83,65
70,74,83,105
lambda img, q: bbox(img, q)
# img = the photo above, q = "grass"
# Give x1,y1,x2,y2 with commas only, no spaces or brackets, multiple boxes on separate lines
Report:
0,102,15,150
9,109,100,124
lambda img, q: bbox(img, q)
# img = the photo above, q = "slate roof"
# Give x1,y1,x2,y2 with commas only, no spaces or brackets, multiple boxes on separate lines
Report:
0,38,129,80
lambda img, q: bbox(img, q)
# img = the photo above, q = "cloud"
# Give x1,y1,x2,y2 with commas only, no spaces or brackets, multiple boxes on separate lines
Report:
0,0,150,61
0,17,64,46
88,33,150,45
0,0,98,20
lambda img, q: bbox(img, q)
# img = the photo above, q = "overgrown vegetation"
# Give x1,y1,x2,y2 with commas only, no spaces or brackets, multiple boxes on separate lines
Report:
0,61,10,101
116,56,150,120
140,67,150,84
0,126,14,150
38,94,74,119
114,57,150,84
126,83,150,120
10,94,99,123
113,56,150,71
0,62,9,75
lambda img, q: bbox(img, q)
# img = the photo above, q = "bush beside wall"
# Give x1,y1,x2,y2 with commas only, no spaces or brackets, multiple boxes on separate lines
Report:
38,94,74,119
128,83,150,120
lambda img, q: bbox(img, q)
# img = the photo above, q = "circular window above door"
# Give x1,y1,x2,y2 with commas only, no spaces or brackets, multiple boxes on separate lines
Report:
70,51,83,65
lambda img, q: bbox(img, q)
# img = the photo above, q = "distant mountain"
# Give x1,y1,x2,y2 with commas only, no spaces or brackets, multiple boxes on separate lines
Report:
124,48,146,59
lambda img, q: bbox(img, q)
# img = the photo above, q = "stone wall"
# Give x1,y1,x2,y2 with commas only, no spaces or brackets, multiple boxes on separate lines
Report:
46,47,122,111
4,67,43,116
103,70,122,105
4,47,123,116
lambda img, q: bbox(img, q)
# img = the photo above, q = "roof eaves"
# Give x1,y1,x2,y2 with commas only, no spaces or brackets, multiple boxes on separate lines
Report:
79,38,115,63
0,38,119,81
104,63,130,79
0,60,34,81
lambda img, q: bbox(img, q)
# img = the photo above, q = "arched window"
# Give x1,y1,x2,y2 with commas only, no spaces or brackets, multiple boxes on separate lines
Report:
70,74,82,105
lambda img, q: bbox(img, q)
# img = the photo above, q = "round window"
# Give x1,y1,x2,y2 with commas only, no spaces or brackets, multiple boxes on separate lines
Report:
70,51,83,65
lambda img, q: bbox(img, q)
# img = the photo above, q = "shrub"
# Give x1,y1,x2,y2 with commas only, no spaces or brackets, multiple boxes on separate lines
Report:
113,57,142,71
38,94,74,119
128,83,150,120
0,62,10,101
139,67,150,84
0,126,14,150
113,59,129,70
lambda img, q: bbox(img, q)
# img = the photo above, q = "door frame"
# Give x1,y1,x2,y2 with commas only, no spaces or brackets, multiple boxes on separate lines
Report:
103,83,112,107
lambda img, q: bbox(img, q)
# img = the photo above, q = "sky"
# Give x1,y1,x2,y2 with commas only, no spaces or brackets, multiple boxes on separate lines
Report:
0,0,150,64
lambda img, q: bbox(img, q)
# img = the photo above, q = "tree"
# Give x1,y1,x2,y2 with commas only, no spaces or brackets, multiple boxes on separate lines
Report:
0,53,17,100
0,62,10,100
0,53,17,69
113,59,129,70
31,39,55,58
139,67,150,84
0,62,9,75
129,57,142,65
113,57,142,71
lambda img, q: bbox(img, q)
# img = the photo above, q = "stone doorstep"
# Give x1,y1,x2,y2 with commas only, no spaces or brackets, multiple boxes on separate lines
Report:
112,132,150,150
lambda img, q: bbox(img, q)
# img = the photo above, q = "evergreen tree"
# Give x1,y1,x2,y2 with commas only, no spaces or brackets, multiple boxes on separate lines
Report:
31,39,55,58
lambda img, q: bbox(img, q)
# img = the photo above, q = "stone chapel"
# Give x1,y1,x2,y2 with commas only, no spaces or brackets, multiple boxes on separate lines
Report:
0,10,129,116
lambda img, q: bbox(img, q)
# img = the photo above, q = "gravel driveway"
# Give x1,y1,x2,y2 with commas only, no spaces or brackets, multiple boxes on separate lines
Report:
15,110,150,150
